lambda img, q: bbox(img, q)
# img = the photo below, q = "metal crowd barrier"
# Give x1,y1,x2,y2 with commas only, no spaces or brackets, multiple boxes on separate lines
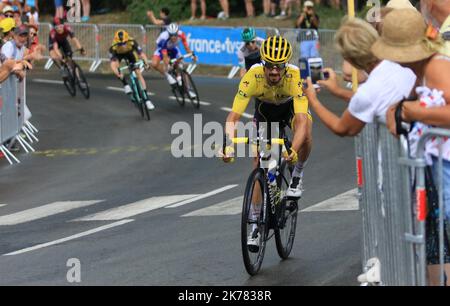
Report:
37,23,335,76
357,123,450,286
0,75,39,165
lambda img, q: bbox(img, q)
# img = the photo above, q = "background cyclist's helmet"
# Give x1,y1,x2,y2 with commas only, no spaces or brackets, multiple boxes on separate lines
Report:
242,27,256,42
114,30,130,44
167,23,179,36
260,36,293,64
53,17,65,27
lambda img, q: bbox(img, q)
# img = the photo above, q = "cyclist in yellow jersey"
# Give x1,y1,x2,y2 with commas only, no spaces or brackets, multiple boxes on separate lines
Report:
223,36,313,199
109,30,154,110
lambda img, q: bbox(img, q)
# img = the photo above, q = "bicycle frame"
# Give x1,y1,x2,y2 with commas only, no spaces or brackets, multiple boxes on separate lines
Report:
232,125,292,229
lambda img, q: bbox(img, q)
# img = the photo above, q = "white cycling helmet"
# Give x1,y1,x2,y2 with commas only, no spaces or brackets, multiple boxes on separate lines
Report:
167,23,179,36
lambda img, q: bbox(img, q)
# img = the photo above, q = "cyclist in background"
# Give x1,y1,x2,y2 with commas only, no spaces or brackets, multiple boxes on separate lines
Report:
237,27,264,78
151,23,197,90
49,17,86,76
109,29,155,111
222,36,313,250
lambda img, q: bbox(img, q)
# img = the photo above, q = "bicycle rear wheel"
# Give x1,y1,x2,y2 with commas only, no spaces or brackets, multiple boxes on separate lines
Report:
242,168,269,276
181,71,200,109
275,160,298,259
74,64,90,99
62,65,76,97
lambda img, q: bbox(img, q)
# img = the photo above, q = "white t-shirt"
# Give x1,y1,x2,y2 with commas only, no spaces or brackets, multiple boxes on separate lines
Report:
1,40,25,61
348,60,416,124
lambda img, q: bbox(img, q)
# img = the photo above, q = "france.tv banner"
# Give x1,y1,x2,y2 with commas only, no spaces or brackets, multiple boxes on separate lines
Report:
180,26,266,66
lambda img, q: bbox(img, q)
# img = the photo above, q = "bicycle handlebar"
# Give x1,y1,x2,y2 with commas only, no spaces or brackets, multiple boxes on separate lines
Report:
119,60,145,73
231,137,285,146
169,53,196,65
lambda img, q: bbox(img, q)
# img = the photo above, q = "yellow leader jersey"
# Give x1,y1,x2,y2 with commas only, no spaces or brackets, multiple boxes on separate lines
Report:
231,64,310,120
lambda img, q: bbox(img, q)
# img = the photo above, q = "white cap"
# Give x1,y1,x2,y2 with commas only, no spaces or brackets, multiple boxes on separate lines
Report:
2,5,14,14
304,1,314,7
386,0,416,10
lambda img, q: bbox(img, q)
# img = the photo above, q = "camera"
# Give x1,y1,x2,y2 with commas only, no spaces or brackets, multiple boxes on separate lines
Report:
299,57,328,88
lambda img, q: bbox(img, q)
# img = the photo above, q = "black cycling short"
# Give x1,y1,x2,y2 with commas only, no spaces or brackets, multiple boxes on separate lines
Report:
48,38,73,57
254,98,295,127
244,53,261,71
110,51,139,65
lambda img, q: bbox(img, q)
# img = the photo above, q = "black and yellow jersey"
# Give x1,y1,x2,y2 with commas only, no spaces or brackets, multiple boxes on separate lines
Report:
109,39,143,62
231,64,310,119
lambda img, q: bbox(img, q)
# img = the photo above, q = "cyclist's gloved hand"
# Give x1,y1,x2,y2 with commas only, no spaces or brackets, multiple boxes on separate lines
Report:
283,148,298,165
80,47,86,56
221,146,235,163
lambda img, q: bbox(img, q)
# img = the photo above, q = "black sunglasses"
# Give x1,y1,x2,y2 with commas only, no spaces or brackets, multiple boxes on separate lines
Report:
4,14,14,18
245,40,256,46
263,61,287,70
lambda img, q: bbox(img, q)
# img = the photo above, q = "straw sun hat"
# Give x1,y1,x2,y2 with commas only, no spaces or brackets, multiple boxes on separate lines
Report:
371,9,441,63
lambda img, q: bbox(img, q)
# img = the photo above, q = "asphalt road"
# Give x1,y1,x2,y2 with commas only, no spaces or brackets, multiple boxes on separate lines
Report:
0,69,361,286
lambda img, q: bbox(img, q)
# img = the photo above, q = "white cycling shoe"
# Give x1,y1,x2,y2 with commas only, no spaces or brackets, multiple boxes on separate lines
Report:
124,85,132,95
286,176,303,199
145,100,155,110
188,90,197,99
247,230,260,253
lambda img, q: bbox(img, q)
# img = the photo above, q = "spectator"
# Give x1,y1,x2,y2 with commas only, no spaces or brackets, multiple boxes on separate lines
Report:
245,0,255,18
262,0,271,16
54,0,63,19
23,0,39,24
2,5,14,19
2,24,29,60
0,17,15,45
275,0,300,19
13,9,22,27
269,0,279,17
372,9,450,286
24,23,43,62
81,0,90,22
147,7,171,32
420,0,450,56
190,0,206,20
217,0,229,20
303,17,416,134
296,1,320,30
0,56,30,82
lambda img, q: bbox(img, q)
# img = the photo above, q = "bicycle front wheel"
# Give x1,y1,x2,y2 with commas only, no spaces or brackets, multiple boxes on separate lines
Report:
275,160,298,259
133,76,150,121
63,65,76,97
182,71,200,109
74,64,90,99
242,168,269,276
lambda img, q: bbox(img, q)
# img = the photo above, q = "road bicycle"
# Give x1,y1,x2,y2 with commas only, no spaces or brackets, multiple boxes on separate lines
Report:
59,49,90,99
119,60,151,121
228,123,299,275
169,53,200,109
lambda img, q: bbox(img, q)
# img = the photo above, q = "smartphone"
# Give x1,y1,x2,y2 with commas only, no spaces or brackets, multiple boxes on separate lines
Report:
299,57,327,88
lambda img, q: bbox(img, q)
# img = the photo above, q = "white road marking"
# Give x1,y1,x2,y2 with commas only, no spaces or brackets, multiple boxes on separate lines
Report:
0,201,104,226
220,107,253,119
182,196,243,217
301,189,359,212
32,79,64,85
166,185,239,208
107,86,155,96
168,96,211,106
3,219,134,256
0,204,6,208
74,195,198,221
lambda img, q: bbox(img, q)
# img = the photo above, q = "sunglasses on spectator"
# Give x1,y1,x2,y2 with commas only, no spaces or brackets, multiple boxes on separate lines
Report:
30,32,37,36
4,13,14,18
263,61,287,70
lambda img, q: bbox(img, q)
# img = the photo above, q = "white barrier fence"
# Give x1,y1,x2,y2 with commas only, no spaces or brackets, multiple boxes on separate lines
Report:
37,23,338,76
0,75,39,165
